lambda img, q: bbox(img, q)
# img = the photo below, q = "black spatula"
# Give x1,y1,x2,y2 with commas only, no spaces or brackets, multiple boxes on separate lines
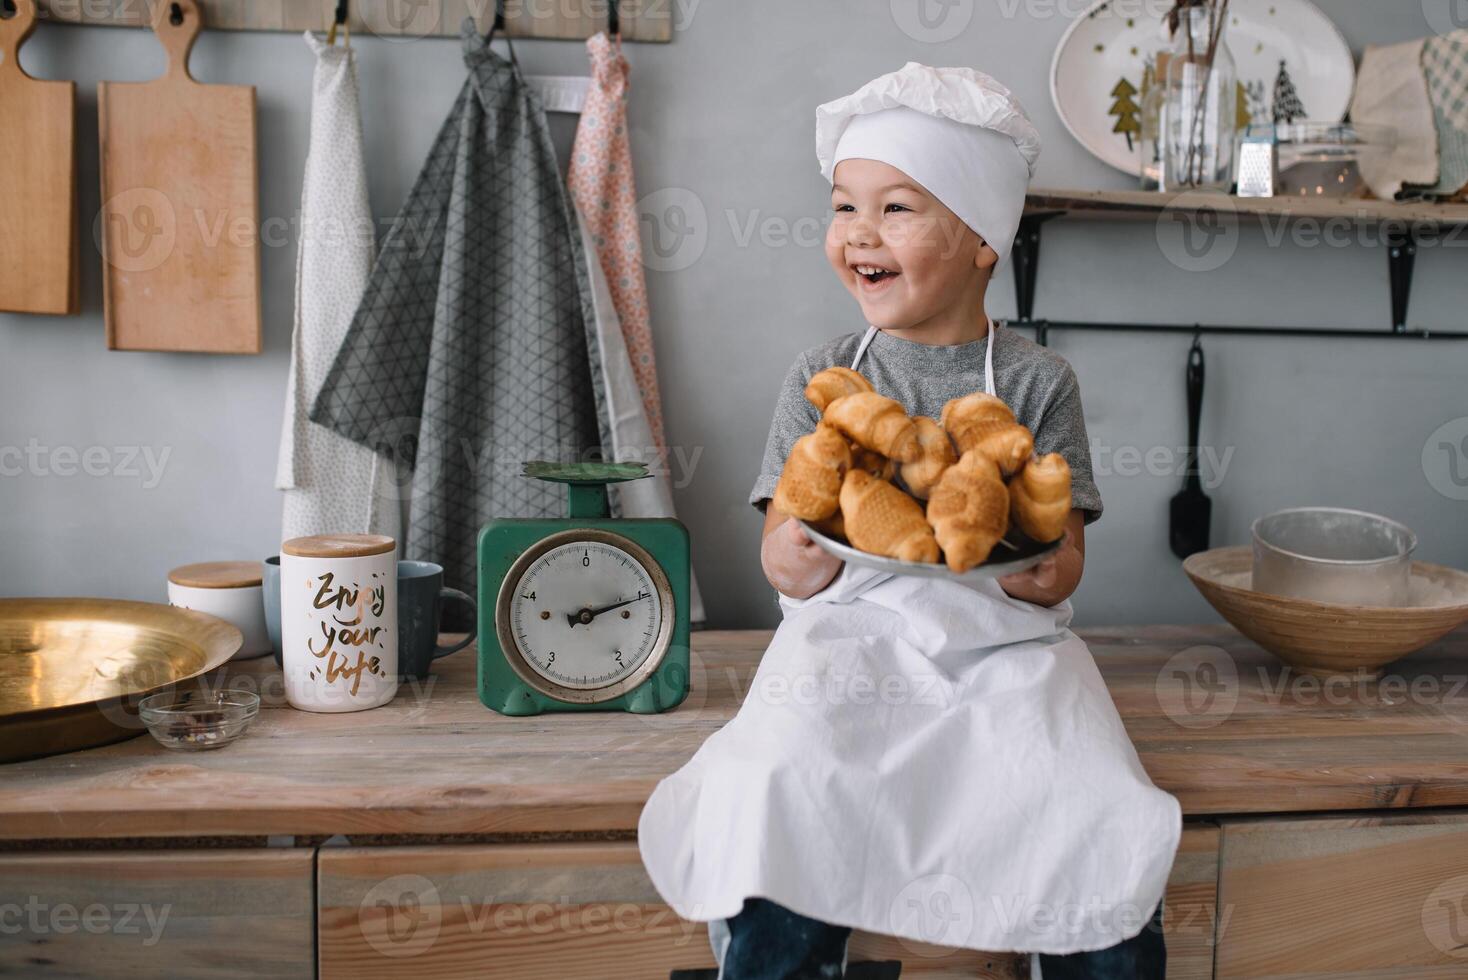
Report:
1170,337,1212,559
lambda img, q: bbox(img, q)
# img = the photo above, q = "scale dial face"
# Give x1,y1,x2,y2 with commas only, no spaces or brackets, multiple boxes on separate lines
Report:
496,529,673,703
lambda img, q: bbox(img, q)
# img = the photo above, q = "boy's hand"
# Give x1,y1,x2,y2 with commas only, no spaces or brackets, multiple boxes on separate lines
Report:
996,512,1086,607
996,532,1065,592
761,514,844,599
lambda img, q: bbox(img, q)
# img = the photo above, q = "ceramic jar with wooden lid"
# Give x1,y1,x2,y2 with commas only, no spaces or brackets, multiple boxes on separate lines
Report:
281,534,398,712
167,561,272,660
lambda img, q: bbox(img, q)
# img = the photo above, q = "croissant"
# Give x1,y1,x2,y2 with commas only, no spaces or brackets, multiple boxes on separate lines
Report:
809,510,846,542
926,451,1010,573
900,416,957,500
824,392,921,463
840,469,940,564
804,366,875,412
941,391,1014,440
773,423,852,521
851,443,896,482
968,421,1034,477
1010,452,1072,543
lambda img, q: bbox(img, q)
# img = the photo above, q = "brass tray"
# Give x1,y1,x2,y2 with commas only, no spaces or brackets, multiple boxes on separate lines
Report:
0,598,242,763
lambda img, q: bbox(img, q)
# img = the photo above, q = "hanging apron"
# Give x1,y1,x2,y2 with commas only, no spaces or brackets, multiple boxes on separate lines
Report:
565,33,706,623
309,19,612,591
639,318,1182,960
566,31,668,451
274,33,400,543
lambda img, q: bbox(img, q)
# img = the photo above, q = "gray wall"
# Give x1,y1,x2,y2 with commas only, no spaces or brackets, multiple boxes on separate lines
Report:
2,1,1464,630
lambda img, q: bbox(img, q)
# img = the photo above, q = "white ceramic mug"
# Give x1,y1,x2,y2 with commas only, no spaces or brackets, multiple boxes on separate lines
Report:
281,534,399,712
167,561,272,660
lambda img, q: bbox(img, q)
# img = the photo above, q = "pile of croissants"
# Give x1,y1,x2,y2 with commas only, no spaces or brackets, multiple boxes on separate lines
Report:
773,366,1072,573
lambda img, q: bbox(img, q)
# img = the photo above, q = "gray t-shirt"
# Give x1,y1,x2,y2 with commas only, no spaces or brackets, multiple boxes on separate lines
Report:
749,324,1104,525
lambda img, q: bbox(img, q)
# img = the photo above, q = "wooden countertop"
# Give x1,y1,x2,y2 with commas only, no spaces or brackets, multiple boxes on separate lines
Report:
4,626,1468,841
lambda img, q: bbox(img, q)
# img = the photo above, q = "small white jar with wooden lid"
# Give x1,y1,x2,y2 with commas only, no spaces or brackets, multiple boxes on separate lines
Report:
281,534,398,712
167,561,272,660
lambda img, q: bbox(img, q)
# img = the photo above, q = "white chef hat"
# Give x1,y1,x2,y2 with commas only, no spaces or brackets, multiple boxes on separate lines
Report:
815,62,1041,264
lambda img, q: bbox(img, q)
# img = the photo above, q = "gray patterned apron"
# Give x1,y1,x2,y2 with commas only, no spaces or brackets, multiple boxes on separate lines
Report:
310,19,611,591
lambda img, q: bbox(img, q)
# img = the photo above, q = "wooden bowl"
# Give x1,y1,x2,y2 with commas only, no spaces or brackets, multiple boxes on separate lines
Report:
1183,546,1468,678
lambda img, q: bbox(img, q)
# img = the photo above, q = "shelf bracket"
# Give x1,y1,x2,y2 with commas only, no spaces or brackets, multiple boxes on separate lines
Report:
1011,212,1060,338
1387,227,1417,334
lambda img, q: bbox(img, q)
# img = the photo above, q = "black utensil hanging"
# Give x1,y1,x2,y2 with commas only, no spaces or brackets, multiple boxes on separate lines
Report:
1169,335,1212,559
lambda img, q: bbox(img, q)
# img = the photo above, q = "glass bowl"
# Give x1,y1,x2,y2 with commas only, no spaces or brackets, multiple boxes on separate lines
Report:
138,689,260,751
1274,121,1396,198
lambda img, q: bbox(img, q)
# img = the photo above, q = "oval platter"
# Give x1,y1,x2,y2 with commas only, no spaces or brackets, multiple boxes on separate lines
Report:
800,521,1063,584
1051,0,1355,176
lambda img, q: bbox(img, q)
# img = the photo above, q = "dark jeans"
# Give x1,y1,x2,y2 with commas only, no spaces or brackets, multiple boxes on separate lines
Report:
719,896,1165,980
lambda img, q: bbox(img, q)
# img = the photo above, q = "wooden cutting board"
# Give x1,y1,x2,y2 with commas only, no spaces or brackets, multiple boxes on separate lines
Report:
97,0,259,353
0,0,77,315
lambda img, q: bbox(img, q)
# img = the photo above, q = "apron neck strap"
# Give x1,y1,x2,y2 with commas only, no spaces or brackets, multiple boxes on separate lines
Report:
848,318,996,396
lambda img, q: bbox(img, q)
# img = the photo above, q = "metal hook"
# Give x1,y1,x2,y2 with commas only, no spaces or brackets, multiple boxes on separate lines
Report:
327,0,348,45
486,0,517,66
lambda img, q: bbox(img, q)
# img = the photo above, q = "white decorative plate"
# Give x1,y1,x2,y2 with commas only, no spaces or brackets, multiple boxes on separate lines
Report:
1050,0,1356,176
799,521,1062,583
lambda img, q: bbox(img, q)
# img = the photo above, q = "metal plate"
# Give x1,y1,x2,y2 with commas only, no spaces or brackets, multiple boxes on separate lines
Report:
0,598,242,763
800,522,1063,583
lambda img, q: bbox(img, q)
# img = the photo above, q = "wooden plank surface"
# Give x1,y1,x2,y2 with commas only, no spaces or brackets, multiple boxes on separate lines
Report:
37,0,672,42
1165,823,1221,980
318,841,1026,978
2,626,1468,840
1026,187,1468,229
317,835,1217,979
97,0,260,352
1215,812,1468,978
0,849,314,978
0,0,77,315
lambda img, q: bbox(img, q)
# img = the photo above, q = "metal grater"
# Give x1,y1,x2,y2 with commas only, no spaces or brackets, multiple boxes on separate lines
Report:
1236,126,1278,198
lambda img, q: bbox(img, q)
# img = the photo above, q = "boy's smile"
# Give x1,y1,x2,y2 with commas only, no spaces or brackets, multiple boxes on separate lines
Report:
826,158,1000,344
851,260,900,295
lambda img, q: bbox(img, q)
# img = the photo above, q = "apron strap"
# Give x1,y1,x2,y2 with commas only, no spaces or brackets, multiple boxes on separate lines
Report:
849,324,879,373
848,318,996,396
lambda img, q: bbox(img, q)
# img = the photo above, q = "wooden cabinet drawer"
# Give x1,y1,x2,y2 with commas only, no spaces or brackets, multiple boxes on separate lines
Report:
318,842,719,979
1216,813,1468,978
318,829,1218,979
1166,823,1222,980
0,849,314,979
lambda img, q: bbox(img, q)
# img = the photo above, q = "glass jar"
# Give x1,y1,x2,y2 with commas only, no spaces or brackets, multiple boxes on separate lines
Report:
1164,5,1237,191
1139,53,1169,190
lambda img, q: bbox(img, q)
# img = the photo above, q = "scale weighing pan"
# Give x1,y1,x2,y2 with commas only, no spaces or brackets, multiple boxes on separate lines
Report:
0,598,242,763
800,521,1063,583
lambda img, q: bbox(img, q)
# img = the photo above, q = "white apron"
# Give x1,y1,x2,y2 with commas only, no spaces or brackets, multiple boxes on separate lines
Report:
275,33,401,542
638,319,1182,963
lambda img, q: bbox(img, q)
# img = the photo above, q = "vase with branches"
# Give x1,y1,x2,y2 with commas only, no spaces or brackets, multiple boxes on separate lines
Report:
1163,0,1237,191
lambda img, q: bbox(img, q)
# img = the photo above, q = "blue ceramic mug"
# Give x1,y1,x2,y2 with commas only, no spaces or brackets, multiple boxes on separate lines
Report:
262,557,475,679
262,556,283,665
396,560,476,680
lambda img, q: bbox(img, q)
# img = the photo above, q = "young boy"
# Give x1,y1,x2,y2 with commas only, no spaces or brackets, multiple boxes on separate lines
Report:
639,64,1180,980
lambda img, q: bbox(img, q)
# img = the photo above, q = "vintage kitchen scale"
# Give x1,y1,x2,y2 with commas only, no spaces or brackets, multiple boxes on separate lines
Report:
478,461,690,716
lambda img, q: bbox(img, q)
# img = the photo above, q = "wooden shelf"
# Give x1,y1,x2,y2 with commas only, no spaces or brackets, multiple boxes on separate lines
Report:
36,0,671,43
1026,187,1468,229
1015,188,1468,335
